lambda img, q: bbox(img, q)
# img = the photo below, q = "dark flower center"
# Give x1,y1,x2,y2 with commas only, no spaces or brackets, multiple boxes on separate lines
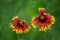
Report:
39,15,46,23
17,21,24,27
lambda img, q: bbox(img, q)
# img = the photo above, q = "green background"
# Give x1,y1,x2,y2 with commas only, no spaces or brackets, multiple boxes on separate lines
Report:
0,0,60,40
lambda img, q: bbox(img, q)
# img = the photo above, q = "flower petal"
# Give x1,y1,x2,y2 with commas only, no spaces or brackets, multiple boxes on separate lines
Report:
31,17,39,28
10,16,30,34
12,16,20,22
38,8,45,15
39,13,55,31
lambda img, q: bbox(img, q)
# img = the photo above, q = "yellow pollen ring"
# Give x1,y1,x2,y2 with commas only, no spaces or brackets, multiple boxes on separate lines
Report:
19,21,23,24
40,16,44,20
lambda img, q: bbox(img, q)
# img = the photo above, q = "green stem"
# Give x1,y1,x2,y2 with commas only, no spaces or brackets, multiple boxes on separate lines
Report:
18,34,20,40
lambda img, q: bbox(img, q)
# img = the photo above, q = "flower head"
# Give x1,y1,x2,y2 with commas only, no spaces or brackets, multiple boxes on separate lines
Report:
32,8,55,31
10,16,30,34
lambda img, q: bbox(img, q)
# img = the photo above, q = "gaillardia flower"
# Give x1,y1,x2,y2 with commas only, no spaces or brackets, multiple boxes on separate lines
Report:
31,8,55,31
10,16,30,34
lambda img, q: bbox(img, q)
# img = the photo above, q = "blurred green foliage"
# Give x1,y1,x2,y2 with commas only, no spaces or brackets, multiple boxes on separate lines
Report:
0,0,60,40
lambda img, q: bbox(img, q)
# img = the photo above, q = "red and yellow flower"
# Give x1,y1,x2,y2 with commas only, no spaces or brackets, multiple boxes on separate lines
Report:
10,16,30,34
31,8,55,31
